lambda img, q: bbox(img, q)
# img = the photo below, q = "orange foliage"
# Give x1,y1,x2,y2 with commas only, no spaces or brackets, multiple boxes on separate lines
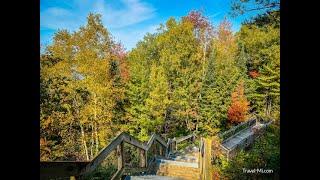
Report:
227,82,249,124
249,70,259,78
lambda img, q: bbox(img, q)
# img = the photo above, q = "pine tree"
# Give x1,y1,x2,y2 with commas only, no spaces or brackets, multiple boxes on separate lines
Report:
125,34,156,140
200,19,242,132
252,63,280,119
144,64,170,138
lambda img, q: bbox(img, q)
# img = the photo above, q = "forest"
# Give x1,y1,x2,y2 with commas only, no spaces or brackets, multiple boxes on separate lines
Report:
40,1,279,178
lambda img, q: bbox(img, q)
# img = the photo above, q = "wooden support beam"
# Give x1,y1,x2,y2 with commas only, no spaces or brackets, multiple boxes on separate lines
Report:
159,145,163,156
117,142,124,170
175,141,177,151
139,148,147,168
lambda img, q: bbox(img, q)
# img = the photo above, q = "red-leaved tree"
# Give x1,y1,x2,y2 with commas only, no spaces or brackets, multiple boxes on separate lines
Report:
228,82,250,123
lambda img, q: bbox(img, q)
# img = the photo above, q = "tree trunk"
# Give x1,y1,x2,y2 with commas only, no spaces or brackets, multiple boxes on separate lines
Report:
90,123,94,159
93,94,99,155
95,122,99,155
80,123,89,161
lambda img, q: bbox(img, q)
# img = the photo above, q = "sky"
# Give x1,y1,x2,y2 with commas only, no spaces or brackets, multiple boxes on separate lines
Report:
40,0,262,51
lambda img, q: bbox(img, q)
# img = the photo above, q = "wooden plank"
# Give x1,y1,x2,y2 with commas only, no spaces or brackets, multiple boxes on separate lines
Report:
122,133,146,150
117,142,124,170
175,134,194,143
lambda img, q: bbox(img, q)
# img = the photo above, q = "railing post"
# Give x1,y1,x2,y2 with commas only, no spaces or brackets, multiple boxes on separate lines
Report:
117,141,124,171
159,145,163,156
166,138,171,157
175,141,177,151
171,139,176,152
139,148,147,168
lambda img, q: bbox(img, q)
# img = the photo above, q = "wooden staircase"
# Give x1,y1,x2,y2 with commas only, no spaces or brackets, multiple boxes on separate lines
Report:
40,132,201,180
126,142,201,180
40,118,272,179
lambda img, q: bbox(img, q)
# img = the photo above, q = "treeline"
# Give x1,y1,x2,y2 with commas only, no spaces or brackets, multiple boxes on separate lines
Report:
40,10,279,161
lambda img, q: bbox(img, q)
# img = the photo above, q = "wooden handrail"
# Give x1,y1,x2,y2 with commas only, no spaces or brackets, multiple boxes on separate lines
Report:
40,132,170,179
218,119,256,141
174,133,196,143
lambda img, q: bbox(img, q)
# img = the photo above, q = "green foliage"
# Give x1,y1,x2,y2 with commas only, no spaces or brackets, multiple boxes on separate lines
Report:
238,11,280,120
41,10,280,177
199,19,244,134
220,124,280,179
40,13,127,161
125,16,204,140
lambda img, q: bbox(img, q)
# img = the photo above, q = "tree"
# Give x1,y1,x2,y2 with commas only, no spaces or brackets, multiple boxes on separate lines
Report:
237,11,280,120
143,65,170,139
231,0,280,17
227,82,250,123
124,33,157,140
40,13,127,160
184,10,214,63
199,18,242,132
158,17,203,134
220,125,280,179
252,63,280,119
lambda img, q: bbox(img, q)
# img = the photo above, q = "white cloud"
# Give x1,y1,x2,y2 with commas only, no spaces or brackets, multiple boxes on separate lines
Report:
40,0,157,50
40,7,83,31
40,0,156,31
94,0,156,29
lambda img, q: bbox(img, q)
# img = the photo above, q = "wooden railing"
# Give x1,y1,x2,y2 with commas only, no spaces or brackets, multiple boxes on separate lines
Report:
40,132,169,179
218,119,256,141
40,132,197,180
199,137,212,180
166,133,197,153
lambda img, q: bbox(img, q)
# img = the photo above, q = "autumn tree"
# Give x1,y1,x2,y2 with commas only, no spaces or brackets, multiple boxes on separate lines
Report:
184,10,213,63
40,13,128,161
228,82,250,123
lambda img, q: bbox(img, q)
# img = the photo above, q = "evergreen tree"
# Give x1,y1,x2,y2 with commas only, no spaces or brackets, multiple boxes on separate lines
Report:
195,18,246,134
237,11,280,120
143,64,170,139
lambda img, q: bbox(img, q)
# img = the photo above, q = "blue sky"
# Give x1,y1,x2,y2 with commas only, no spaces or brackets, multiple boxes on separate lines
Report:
40,0,261,51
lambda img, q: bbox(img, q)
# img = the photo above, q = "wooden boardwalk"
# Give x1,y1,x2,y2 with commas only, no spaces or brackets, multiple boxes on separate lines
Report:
220,119,272,159
222,126,254,151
